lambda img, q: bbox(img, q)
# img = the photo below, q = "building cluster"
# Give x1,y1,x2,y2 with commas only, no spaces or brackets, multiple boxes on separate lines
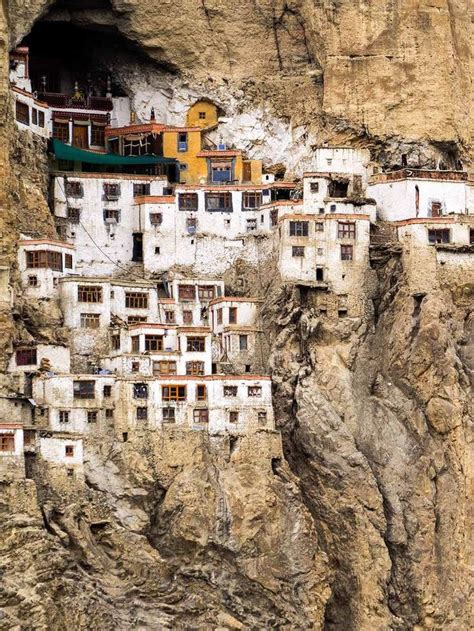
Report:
2,46,473,480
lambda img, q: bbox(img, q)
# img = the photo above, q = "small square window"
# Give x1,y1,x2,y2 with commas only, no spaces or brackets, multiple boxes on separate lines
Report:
106,409,114,419
310,182,319,193
87,410,98,423
65,445,74,457
150,213,163,226
258,411,267,425
103,385,112,397
179,163,188,171
59,410,69,423
193,408,209,424
229,411,239,423
131,362,140,373
136,407,148,420
155,247,161,254
163,407,175,423
199,112,206,119
28,276,38,287
292,246,305,257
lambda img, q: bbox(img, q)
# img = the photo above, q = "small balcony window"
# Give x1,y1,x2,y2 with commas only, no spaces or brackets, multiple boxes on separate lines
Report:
178,284,196,301
198,285,215,301
153,360,177,375
144,335,163,351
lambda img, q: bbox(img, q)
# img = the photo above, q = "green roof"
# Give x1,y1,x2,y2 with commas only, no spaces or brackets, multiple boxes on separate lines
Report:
50,139,178,166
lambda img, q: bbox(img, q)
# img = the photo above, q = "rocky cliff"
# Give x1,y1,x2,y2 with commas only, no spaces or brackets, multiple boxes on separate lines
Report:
0,1,472,630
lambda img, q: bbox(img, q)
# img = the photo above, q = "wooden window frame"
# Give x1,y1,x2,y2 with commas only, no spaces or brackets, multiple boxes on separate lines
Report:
103,209,121,223
223,385,238,397
153,360,177,376
205,192,232,212
78,286,102,303
198,285,215,301
16,348,37,366
182,310,193,324
53,121,69,143
133,383,149,399
144,335,163,352
80,313,100,329
193,408,209,424
162,407,175,422
178,193,198,211
73,380,95,399
337,222,356,239
196,384,207,401
136,406,148,420
15,100,30,125
292,246,305,257
125,292,149,309
187,336,205,352
59,410,70,423
133,183,151,197
340,245,354,261
239,335,248,351
0,434,15,452
248,385,262,397
87,410,98,423
289,221,309,237
178,284,196,301
428,229,450,244
162,385,187,401
65,181,83,198
242,191,262,210
186,361,205,376
128,316,147,324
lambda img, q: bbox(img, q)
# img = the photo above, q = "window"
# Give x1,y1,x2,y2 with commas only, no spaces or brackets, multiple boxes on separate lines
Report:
66,181,83,198
64,254,73,269
183,310,193,324
338,309,348,318
103,183,121,200
124,136,150,156
73,380,95,399
133,183,150,197
28,276,38,287
65,445,74,457
239,335,248,351
80,313,100,329
224,385,238,397
292,246,305,257
128,316,147,324
428,229,450,244
179,284,196,301
53,121,69,142
136,407,148,420
341,245,353,261
229,411,239,423
164,310,175,323
328,180,348,198
87,411,98,423
131,362,139,372
470,229,474,245
198,285,215,301
199,111,206,120
153,360,177,375
196,385,207,401
155,247,161,254
243,192,262,210
193,408,209,424
430,201,442,217
59,411,69,423
315,222,324,232
248,385,262,397
15,101,29,125
144,335,163,351
111,335,120,350
163,407,175,422
103,385,112,398
32,109,38,125
258,411,267,425
150,213,162,225
229,307,237,324
37,111,45,127
179,163,188,171
338,222,356,239
289,221,309,237
187,336,205,352
0,434,15,452
162,385,186,401
217,308,223,325
330,204,337,212
270,209,278,227
316,267,324,281
67,207,80,224
16,348,37,366
125,292,148,309
310,182,319,193
91,124,105,147
24,430,36,446
131,336,140,353
186,361,205,375
133,383,148,399
177,132,188,151
78,286,102,303
211,163,232,183
178,193,198,211
26,250,62,271
103,209,121,223
206,192,232,212
106,409,114,419
246,218,257,232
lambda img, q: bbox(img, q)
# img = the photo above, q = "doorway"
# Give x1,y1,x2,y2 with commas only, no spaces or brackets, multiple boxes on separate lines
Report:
72,124,88,148
132,233,143,262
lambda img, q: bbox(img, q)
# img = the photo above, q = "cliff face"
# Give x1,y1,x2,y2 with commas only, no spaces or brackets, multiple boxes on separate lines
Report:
0,1,473,630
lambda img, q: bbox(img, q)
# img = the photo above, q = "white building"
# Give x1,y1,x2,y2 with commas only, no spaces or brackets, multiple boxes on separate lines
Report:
7,343,71,395
368,169,470,221
52,173,170,275
302,172,377,222
18,238,76,298
0,424,25,480
38,434,84,479
312,147,371,183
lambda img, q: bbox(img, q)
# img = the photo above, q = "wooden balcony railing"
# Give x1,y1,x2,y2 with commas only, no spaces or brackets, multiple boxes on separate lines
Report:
37,92,113,111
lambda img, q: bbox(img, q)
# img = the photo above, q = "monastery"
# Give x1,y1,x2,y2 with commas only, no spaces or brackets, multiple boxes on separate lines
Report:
1,45,473,482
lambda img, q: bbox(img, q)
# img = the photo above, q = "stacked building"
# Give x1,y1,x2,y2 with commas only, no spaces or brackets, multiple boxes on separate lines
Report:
2,46,473,480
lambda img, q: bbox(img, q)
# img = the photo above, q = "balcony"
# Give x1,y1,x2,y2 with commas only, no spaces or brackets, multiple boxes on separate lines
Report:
37,92,113,112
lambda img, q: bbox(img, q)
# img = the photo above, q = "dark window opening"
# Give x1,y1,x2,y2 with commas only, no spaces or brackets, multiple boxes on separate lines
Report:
289,221,309,237
132,233,143,262
328,180,349,198
428,229,450,244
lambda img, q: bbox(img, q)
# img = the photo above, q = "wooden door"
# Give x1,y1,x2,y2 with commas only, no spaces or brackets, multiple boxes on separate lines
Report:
72,125,88,148
243,161,252,182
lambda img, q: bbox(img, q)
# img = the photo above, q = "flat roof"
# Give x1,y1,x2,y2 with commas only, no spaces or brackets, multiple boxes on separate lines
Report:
369,169,468,184
18,239,75,250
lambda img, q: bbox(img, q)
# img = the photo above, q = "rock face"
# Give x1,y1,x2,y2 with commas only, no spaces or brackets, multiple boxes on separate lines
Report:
0,1,472,630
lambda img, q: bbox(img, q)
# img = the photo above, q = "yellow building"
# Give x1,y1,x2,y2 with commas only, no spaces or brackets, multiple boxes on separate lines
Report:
105,100,262,186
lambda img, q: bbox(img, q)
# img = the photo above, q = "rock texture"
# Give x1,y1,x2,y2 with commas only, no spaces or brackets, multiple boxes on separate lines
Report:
0,1,472,630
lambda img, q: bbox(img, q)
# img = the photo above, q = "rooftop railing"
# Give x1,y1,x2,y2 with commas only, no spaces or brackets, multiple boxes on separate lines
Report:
37,92,113,112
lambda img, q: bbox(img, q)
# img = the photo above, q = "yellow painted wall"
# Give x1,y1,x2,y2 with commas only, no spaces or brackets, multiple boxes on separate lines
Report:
186,101,219,129
163,129,208,184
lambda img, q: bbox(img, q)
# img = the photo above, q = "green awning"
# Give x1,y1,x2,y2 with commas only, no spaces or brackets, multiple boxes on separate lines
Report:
50,138,177,166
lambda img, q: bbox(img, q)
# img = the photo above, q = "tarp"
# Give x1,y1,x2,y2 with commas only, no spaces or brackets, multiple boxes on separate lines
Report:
50,138,178,166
